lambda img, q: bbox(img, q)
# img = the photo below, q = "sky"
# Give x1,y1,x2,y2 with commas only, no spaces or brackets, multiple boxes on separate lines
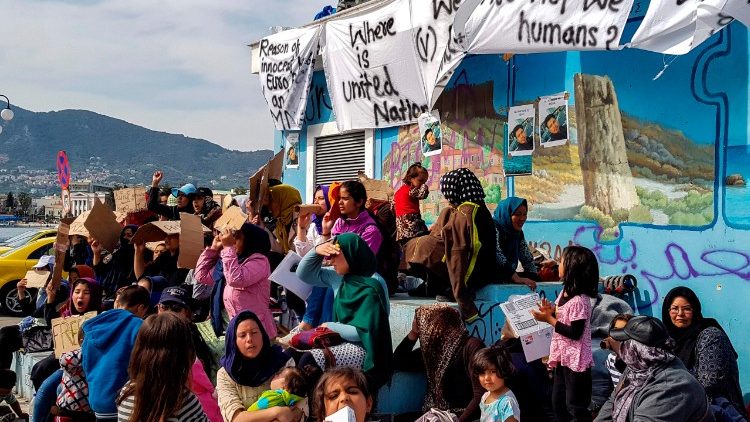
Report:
0,0,326,152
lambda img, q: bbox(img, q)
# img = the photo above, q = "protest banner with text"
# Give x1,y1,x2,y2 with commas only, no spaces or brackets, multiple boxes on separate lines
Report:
51,312,97,357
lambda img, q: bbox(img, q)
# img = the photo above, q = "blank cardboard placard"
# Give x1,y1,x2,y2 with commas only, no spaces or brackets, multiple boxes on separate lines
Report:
131,220,181,244
84,199,123,252
68,211,91,238
178,213,203,269
24,269,51,289
51,312,97,357
114,187,148,213
295,204,323,216
214,205,248,231
359,173,393,202
248,164,267,214
268,148,285,181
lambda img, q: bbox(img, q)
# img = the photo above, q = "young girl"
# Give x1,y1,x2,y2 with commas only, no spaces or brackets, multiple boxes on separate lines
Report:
117,312,209,421
313,367,373,422
532,245,599,422
472,346,520,422
394,163,430,243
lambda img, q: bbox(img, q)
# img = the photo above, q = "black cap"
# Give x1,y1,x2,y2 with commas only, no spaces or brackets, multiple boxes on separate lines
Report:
158,286,190,307
196,187,213,198
609,315,669,347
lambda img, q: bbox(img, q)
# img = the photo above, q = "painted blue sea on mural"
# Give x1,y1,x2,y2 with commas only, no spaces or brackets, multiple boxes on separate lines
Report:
725,145,750,226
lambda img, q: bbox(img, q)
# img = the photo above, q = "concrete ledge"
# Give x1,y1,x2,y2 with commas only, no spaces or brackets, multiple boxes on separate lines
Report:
376,371,427,414
11,350,51,399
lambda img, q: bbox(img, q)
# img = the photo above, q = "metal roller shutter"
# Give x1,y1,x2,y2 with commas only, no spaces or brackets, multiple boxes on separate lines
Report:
314,131,366,186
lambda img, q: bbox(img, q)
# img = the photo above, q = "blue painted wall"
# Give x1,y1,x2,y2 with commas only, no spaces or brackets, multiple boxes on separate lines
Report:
276,21,750,397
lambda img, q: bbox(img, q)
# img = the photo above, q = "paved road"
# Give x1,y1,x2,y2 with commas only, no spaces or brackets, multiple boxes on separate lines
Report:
0,315,21,327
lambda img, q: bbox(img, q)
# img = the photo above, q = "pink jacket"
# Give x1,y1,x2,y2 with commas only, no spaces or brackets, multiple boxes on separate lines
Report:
191,359,222,422
194,247,277,338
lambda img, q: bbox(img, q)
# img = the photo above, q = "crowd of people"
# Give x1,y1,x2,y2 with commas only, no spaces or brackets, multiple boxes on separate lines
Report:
0,166,746,422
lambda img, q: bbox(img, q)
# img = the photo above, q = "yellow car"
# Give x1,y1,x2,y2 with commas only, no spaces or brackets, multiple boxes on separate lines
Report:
0,236,57,316
0,229,57,255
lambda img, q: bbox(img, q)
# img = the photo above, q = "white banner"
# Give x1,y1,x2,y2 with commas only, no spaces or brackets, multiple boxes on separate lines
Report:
453,0,635,53
323,0,429,131
259,26,322,130
723,0,748,27
629,0,731,54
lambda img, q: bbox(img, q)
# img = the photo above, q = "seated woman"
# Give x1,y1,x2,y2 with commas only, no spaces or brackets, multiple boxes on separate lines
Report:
215,311,302,422
595,316,710,422
117,312,210,421
493,197,539,290
393,304,485,422
296,233,392,390
194,223,276,338
405,168,523,321
312,367,373,422
661,286,747,417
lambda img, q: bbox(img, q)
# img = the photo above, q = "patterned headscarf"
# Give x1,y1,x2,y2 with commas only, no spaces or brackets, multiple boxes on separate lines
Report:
439,168,485,205
613,340,675,422
268,184,302,253
416,304,469,412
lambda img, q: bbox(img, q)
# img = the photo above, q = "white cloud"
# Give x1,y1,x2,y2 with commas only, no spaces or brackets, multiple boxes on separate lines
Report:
0,0,327,151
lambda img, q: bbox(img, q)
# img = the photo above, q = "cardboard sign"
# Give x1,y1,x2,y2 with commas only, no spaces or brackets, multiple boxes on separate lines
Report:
269,148,285,180
248,164,268,214
54,217,74,253
51,312,97,357
358,173,394,202
269,251,312,300
177,213,204,269
213,205,248,232
294,204,323,216
84,199,123,252
131,220,181,244
68,211,91,238
114,187,148,213
499,293,553,362
24,269,51,289
145,241,165,251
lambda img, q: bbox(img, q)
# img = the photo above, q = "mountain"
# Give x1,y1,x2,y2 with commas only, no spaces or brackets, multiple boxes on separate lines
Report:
0,106,273,194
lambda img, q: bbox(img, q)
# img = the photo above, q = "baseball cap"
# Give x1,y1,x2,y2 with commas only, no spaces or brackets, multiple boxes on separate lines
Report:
158,286,190,307
609,315,669,347
172,183,197,198
195,187,213,198
32,255,55,269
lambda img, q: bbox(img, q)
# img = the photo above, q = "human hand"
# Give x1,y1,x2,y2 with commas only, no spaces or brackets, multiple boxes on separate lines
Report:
273,406,303,422
134,241,146,254
408,316,419,341
16,279,27,296
531,299,555,323
220,229,236,248
211,234,223,251
152,171,164,187
46,282,57,303
298,212,312,232
322,212,334,236
518,276,537,291
90,239,102,255
315,242,340,258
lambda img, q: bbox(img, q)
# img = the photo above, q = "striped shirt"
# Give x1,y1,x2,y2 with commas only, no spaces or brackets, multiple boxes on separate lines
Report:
117,388,209,422
606,352,623,386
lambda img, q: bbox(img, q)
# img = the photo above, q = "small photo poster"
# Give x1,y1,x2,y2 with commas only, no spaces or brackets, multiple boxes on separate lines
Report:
418,111,442,157
539,93,569,148
507,104,536,157
285,132,300,168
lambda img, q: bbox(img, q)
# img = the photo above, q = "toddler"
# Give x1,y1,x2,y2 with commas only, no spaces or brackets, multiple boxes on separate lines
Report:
472,346,520,422
0,369,27,421
394,162,429,243
248,367,307,412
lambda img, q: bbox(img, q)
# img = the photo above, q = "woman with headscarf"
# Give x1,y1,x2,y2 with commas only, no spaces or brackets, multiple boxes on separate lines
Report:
296,233,393,389
493,197,539,290
261,184,302,254
595,316,711,422
194,223,276,337
215,311,300,422
393,304,485,422
92,224,139,298
661,286,746,416
405,168,503,322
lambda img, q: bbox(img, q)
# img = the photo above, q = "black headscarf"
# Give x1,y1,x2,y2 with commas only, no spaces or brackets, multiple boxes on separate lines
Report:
439,168,486,205
237,223,271,261
661,286,737,368
220,311,290,387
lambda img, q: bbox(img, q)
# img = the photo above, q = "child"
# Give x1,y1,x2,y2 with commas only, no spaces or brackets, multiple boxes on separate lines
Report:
472,346,520,422
532,245,599,422
248,367,307,412
0,369,27,421
394,163,430,243
313,367,373,422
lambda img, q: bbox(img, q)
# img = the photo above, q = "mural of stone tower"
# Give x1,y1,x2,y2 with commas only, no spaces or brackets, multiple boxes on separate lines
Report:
574,73,640,215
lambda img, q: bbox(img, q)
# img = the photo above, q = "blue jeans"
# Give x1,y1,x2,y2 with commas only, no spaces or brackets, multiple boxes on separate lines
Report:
32,369,62,422
302,286,334,327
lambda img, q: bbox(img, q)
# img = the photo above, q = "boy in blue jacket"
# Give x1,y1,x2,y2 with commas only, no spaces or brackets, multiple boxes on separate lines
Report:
81,285,149,421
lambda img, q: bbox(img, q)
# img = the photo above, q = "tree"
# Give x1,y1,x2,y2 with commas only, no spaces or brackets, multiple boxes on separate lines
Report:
233,186,247,195
17,192,32,216
5,192,14,211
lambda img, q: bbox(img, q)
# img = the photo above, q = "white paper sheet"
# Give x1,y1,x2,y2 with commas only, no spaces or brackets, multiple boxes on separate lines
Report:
269,251,312,300
500,293,553,362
